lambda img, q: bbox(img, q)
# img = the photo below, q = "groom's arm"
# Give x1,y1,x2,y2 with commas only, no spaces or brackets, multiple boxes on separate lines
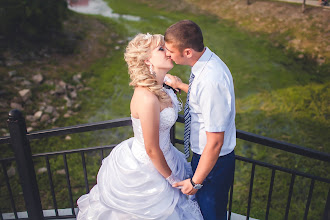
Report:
173,132,223,195
192,131,224,184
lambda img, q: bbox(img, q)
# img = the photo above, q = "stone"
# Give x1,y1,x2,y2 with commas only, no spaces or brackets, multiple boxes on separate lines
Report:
7,166,16,177
115,46,120,50
21,80,32,86
40,114,50,122
27,127,33,133
44,106,55,114
65,135,72,140
56,169,66,175
10,102,23,111
34,111,43,120
19,89,31,102
26,115,36,122
70,91,77,99
37,167,47,174
73,73,82,83
32,74,43,84
8,70,17,77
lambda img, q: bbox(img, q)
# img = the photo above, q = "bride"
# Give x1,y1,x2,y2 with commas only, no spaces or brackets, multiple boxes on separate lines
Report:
76,33,204,220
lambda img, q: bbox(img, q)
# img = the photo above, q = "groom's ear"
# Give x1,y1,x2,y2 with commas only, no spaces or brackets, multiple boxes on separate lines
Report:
183,48,193,58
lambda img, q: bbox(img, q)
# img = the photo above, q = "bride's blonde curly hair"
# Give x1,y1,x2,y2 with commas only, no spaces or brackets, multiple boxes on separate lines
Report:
124,33,171,104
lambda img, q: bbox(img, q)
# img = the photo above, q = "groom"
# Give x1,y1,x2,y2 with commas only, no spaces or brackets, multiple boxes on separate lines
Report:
164,20,236,220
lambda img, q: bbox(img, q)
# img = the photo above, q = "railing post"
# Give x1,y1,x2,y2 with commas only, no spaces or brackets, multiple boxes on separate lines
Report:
7,109,44,220
324,188,330,220
170,124,176,145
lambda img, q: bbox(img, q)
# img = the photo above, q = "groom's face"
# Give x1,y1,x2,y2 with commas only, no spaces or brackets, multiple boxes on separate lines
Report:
165,42,186,65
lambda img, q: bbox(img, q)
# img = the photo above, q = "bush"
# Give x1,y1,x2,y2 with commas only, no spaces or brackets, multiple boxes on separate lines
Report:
0,0,68,40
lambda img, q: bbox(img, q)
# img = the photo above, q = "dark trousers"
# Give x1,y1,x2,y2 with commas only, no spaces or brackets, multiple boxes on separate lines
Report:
191,150,235,220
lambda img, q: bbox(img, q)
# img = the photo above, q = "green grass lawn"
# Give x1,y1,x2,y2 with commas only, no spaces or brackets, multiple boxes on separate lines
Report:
0,0,329,219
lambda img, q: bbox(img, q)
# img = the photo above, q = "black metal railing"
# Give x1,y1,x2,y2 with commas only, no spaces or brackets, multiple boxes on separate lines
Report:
0,109,329,220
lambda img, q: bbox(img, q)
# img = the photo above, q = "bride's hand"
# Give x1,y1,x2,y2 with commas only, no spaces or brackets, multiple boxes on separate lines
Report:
166,173,181,186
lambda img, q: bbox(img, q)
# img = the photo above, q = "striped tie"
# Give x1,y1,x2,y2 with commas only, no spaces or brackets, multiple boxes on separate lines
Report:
184,73,195,159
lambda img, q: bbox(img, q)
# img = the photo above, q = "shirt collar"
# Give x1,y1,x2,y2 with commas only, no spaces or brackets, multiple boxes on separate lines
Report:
191,47,213,78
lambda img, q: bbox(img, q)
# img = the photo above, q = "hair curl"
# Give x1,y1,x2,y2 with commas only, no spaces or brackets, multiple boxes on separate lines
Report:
124,33,171,104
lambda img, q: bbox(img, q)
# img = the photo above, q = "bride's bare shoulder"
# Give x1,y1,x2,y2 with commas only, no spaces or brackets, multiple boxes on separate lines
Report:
133,87,157,102
131,87,159,117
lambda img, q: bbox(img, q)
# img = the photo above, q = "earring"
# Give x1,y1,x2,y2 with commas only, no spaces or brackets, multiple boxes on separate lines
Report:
149,65,156,76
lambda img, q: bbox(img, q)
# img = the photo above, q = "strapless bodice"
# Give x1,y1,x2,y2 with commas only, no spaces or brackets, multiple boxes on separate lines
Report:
131,106,177,163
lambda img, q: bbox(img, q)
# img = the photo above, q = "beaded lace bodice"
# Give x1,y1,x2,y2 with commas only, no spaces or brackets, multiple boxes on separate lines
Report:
131,89,180,163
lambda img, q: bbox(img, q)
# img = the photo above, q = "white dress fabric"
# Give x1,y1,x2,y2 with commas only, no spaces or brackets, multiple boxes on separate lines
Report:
77,89,203,220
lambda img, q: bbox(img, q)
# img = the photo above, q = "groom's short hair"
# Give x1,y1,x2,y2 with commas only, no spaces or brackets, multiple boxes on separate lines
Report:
165,20,204,53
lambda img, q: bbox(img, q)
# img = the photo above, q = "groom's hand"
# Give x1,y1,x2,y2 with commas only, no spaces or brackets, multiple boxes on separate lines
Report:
173,179,198,195
165,74,188,93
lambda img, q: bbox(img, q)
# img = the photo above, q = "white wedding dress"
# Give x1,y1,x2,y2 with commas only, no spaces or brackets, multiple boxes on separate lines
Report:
77,89,203,220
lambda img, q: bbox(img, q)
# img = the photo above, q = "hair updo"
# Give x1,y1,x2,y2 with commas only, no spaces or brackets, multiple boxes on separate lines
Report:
124,33,171,104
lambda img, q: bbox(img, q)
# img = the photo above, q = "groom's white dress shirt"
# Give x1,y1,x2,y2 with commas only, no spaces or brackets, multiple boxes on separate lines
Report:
189,47,236,157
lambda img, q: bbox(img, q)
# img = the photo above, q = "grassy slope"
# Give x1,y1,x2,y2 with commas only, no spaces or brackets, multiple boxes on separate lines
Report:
0,0,328,218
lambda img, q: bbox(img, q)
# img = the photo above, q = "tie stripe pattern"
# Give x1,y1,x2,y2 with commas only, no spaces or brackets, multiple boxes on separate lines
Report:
184,73,195,159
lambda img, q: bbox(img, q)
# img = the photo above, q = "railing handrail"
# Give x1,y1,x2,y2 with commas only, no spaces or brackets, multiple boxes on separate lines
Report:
0,117,132,144
1,115,329,162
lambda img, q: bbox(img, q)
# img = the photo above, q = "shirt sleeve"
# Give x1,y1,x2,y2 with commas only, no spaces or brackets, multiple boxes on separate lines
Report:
196,78,232,132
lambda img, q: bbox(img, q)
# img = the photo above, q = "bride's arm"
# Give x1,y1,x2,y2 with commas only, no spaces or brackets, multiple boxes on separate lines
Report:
138,91,172,179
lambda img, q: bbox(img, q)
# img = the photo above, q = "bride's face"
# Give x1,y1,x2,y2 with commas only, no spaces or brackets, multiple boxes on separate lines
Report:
148,45,174,78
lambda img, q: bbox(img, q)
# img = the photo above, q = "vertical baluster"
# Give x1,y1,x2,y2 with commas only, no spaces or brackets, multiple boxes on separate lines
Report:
284,174,296,220
81,152,89,193
265,169,276,220
63,154,75,216
324,188,330,220
1,161,18,219
0,208,3,220
170,125,175,145
45,156,58,217
228,171,235,220
100,149,104,165
303,179,314,220
247,163,256,219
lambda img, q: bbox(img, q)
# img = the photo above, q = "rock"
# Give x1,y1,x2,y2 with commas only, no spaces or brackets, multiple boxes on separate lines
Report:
73,73,82,83
44,106,55,114
8,70,17,77
65,135,72,140
10,102,23,111
34,111,43,120
21,80,32,86
0,101,8,108
7,166,16,177
32,74,43,84
64,95,72,107
115,46,120,50
37,167,47,174
117,40,125,44
55,84,66,94
27,127,33,133
26,115,36,122
6,59,23,67
56,169,66,175
59,80,67,88
70,91,77,99
40,114,50,122
19,89,32,102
